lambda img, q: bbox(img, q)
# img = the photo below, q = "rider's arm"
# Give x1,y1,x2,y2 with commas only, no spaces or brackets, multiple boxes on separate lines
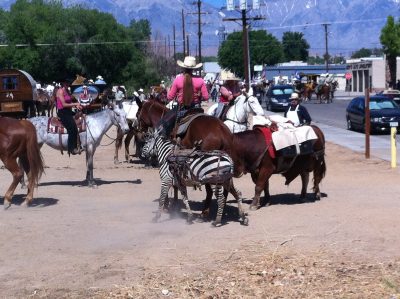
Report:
167,78,178,101
220,86,233,101
301,106,312,124
200,80,209,101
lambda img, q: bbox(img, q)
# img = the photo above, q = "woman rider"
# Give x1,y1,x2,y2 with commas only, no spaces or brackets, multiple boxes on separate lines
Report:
56,79,82,155
158,56,209,137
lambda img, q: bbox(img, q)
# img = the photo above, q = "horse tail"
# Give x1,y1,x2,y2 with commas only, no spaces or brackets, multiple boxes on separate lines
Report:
311,125,327,190
21,120,44,186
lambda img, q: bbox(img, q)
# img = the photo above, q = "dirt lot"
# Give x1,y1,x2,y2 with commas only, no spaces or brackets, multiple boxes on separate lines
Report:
1,127,400,298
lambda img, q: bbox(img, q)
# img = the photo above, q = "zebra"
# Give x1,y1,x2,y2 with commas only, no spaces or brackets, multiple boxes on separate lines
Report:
142,131,248,226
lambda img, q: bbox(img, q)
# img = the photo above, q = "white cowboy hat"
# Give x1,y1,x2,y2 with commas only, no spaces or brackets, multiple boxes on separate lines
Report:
96,75,104,80
289,92,300,100
88,79,94,84
138,88,144,92
220,69,240,81
177,56,202,69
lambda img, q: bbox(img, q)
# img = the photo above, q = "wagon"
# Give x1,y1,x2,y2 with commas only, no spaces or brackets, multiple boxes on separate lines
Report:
0,69,37,118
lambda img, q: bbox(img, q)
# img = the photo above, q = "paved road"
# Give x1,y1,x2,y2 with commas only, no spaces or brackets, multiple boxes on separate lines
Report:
261,91,400,168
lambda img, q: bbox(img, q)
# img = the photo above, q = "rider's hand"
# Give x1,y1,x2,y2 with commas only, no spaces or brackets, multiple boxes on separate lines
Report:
76,103,83,110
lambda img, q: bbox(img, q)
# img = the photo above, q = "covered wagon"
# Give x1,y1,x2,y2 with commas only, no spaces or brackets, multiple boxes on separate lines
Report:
0,69,37,118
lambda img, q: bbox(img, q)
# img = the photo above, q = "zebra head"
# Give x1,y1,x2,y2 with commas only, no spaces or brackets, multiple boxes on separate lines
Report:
141,131,157,159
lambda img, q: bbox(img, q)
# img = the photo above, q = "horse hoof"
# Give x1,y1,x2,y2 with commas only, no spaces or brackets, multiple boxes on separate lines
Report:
242,218,249,226
186,215,194,224
3,202,11,210
113,159,119,165
22,200,31,207
249,204,259,211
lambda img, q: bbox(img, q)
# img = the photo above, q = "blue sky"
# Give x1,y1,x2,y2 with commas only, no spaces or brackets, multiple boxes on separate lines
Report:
203,0,225,7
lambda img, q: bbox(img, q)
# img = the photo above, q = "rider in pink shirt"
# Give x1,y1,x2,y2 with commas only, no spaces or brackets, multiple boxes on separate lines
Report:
159,56,209,137
167,74,209,106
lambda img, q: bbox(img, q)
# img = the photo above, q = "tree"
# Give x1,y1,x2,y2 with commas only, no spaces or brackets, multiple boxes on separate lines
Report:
218,30,283,78
282,31,309,61
351,48,372,58
380,16,400,88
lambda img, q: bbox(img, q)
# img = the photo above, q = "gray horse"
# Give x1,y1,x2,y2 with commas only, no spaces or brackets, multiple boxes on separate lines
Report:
27,103,129,187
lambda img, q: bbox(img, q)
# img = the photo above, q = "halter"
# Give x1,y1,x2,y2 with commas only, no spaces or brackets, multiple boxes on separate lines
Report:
225,95,251,128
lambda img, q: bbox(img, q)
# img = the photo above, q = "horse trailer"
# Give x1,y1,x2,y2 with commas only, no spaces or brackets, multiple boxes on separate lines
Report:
0,69,37,118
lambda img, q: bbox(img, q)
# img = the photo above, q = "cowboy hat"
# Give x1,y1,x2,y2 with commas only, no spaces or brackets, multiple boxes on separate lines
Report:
138,88,144,92
96,75,104,81
88,79,94,84
177,56,202,69
289,92,300,100
220,69,240,81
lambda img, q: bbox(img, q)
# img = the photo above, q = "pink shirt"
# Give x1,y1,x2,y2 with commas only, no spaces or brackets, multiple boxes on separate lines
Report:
167,74,209,104
56,88,72,110
219,84,241,103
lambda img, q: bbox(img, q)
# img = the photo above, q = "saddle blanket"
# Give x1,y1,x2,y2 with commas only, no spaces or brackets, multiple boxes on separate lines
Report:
272,126,317,151
47,116,87,134
255,127,276,159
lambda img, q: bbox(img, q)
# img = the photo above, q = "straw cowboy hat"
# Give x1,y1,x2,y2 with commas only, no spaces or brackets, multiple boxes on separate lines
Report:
177,56,202,69
289,92,300,100
220,69,240,81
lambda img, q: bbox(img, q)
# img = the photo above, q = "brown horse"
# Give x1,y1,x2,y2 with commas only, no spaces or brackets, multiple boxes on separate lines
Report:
0,117,44,209
301,82,316,102
316,84,331,104
35,88,55,117
231,125,326,210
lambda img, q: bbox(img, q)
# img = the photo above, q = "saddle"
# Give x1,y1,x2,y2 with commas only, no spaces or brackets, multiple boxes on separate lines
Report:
47,112,87,134
175,111,204,137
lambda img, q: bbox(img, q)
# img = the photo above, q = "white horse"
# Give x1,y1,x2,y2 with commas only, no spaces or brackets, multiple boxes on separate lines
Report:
27,103,130,187
207,94,265,133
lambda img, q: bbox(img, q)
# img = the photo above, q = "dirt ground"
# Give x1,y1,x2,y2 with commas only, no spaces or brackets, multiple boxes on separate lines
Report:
1,126,400,298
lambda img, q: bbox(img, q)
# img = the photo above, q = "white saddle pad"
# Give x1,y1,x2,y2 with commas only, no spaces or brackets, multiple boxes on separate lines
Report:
272,126,318,151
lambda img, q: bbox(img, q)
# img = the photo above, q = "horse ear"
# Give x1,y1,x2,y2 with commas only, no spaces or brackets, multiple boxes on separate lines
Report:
135,96,142,109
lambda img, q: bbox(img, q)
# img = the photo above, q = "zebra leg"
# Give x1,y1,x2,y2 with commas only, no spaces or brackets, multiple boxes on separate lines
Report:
212,185,225,227
153,179,172,222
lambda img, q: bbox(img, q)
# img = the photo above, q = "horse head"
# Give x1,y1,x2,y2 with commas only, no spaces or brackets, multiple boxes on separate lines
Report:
246,95,265,116
108,103,129,134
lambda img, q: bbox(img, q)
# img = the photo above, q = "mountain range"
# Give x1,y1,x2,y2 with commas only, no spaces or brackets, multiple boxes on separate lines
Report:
1,0,400,58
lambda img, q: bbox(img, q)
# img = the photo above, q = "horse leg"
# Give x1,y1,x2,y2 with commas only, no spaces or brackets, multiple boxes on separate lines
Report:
200,184,213,220
250,163,274,210
300,172,310,203
124,129,135,161
2,158,24,209
114,127,123,164
86,144,97,188
179,185,194,224
263,179,271,206
228,180,248,226
19,156,36,207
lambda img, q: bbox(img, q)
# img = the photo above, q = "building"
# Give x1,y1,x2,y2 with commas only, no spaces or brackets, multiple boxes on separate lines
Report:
345,57,400,93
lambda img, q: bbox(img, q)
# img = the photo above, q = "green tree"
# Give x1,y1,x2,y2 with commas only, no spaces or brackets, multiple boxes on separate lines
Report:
218,30,283,78
282,31,309,61
351,48,372,58
380,16,400,87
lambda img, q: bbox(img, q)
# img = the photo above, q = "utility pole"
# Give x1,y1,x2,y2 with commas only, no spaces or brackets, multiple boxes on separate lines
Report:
188,0,207,64
173,24,176,61
182,9,186,56
323,23,330,73
186,34,190,56
222,3,264,91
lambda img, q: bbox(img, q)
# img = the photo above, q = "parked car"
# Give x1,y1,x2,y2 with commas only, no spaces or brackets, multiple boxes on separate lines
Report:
376,89,400,105
346,95,400,133
265,84,295,111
